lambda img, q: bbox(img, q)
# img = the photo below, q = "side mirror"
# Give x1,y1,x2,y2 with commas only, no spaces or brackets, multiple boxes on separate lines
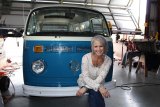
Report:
0,29,23,37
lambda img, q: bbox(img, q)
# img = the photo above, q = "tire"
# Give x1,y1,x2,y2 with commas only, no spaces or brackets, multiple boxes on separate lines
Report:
0,76,10,92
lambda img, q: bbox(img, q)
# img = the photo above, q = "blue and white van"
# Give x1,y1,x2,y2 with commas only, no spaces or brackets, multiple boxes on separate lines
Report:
9,5,114,97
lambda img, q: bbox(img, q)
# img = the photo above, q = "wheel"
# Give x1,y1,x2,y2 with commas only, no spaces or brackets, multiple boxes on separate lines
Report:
0,76,10,92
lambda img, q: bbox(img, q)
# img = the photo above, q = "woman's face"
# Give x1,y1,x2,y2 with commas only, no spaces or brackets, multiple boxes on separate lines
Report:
93,40,104,56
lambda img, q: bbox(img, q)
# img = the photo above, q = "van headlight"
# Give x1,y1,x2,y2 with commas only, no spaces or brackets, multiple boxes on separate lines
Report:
32,60,45,74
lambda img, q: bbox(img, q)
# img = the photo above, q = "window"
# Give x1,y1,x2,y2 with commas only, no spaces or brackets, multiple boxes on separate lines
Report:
26,7,110,36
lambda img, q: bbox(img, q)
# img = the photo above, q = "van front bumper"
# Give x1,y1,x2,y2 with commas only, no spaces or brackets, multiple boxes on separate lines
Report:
23,80,116,97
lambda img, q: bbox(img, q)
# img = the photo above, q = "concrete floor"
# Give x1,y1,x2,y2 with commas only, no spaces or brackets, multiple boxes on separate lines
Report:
2,60,160,107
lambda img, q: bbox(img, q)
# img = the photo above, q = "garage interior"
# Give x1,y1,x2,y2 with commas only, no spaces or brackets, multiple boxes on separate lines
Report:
0,0,160,107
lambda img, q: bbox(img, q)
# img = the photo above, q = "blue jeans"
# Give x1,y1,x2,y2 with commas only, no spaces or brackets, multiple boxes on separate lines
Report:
88,89,105,107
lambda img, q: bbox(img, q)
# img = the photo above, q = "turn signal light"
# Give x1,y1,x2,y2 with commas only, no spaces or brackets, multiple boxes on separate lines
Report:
34,45,43,53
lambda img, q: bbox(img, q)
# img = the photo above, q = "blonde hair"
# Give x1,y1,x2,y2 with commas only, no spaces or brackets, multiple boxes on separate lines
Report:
91,35,108,54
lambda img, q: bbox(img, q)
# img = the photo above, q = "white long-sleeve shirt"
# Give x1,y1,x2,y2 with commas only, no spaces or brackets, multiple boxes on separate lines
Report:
77,52,112,91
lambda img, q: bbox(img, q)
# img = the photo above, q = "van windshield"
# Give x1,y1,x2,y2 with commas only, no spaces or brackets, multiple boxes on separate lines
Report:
26,7,110,37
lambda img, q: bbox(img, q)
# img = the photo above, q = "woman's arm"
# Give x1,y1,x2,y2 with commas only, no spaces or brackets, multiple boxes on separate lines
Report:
81,55,100,91
81,55,112,91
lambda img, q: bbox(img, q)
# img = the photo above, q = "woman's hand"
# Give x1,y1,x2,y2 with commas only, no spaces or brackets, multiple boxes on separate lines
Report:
99,86,110,98
76,87,87,96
